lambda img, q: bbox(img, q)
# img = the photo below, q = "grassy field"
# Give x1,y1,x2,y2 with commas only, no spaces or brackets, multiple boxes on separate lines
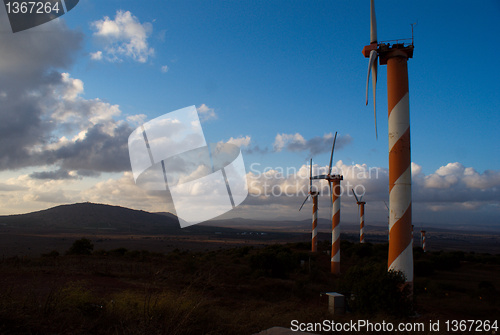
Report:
0,240,498,334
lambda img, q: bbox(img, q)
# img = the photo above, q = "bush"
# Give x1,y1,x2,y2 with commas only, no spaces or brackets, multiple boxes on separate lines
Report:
429,252,461,270
66,238,94,255
250,245,299,278
340,263,413,317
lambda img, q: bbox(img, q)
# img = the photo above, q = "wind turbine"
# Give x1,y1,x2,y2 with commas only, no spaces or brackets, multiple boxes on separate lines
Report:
362,0,414,290
311,132,343,274
299,159,319,253
420,230,427,253
352,189,366,244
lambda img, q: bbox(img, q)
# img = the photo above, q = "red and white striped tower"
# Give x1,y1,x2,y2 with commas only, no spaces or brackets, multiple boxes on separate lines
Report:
421,230,426,252
329,176,343,273
358,201,366,243
311,132,343,274
353,189,366,244
385,47,413,287
311,192,319,252
299,159,320,253
362,0,414,290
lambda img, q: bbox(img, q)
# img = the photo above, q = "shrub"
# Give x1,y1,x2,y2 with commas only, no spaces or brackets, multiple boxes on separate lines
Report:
340,263,412,317
250,245,299,278
66,238,94,255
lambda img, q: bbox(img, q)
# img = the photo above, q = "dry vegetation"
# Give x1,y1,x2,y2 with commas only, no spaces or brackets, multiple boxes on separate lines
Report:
0,239,498,334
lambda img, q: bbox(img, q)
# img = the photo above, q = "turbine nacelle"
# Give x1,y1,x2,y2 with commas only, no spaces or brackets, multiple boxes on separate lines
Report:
362,43,378,58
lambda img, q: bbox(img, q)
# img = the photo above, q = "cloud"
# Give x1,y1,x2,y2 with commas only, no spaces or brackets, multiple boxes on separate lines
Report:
0,12,138,176
244,145,269,155
90,51,103,60
80,172,173,213
2,174,75,211
30,169,78,180
0,70,133,173
412,162,500,205
51,122,133,173
239,160,500,224
0,14,82,91
0,183,28,192
273,132,352,155
91,10,154,63
246,160,386,204
227,136,251,147
126,114,147,126
196,104,217,122
0,10,84,171
161,65,169,73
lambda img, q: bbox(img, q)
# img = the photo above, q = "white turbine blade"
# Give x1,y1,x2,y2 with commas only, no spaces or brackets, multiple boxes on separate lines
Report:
309,158,313,191
371,56,378,139
370,0,377,44
328,132,337,175
365,50,377,106
299,194,310,211
365,50,378,102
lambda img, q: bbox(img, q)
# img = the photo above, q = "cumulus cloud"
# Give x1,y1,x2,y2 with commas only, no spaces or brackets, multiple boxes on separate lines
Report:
273,132,352,155
91,10,154,63
0,10,138,176
240,160,500,223
80,172,174,213
196,104,217,122
246,160,385,203
126,114,147,126
412,162,500,206
161,65,169,73
226,136,251,147
90,51,103,60
1,174,75,213
0,10,82,171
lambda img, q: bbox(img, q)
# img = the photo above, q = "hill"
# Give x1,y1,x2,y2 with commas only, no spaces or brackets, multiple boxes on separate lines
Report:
0,203,180,234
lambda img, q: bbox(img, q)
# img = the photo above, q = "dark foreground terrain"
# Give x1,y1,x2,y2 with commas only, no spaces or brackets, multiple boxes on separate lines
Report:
0,239,498,335
0,203,498,334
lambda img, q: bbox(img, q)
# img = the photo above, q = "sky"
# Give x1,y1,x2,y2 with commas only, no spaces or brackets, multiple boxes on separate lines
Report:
0,0,498,229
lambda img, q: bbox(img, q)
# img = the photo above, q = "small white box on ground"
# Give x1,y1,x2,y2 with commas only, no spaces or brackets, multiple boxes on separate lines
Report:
326,292,345,315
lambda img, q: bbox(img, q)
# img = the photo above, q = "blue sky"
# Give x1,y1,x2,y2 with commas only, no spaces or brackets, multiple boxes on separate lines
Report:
0,0,498,229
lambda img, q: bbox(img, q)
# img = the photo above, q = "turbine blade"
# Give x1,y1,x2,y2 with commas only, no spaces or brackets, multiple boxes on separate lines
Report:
328,132,337,176
352,188,359,202
309,158,312,191
365,50,377,106
372,57,378,139
370,0,377,44
299,195,310,211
